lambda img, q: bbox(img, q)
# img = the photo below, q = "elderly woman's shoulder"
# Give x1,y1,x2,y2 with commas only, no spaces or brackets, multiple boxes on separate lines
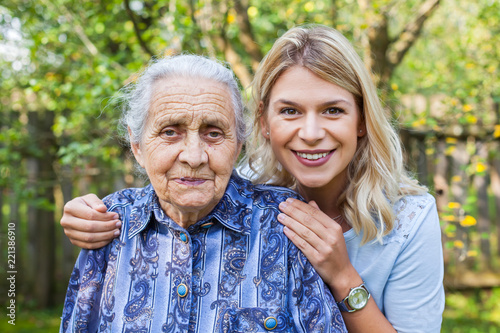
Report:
229,172,302,205
102,185,155,209
255,183,302,200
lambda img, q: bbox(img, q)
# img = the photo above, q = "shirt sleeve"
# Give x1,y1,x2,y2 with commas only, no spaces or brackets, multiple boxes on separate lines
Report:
287,245,347,332
59,247,109,333
383,197,445,332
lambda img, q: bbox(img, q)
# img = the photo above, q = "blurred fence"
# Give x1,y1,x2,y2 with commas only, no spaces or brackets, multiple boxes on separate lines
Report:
1,104,500,309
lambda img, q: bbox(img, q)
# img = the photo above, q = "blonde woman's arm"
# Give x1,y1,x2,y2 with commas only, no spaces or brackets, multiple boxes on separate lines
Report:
277,198,396,333
61,194,121,249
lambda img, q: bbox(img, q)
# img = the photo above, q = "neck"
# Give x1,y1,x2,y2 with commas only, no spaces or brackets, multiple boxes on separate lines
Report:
296,182,345,219
160,202,212,230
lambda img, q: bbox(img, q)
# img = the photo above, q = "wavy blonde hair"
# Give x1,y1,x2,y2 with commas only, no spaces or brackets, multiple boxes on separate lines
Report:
243,25,427,243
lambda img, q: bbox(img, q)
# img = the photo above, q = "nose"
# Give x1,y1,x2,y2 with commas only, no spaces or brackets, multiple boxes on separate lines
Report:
178,133,208,168
298,113,325,144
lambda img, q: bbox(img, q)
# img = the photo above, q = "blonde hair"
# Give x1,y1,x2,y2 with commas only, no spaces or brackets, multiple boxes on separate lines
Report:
244,25,427,243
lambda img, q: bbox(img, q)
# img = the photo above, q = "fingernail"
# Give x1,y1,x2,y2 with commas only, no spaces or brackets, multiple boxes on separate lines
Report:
286,198,294,203
115,221,122,228
277,213,284,222
279,202,288,209
114,230,121,237
112,213,119,219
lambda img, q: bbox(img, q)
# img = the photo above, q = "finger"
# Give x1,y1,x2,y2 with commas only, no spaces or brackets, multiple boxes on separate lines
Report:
64,197,119,222
277,212,325,252
80,194,108,213
282,225,319,259
61,215,121,233
64,226,120,247
279,199,330,233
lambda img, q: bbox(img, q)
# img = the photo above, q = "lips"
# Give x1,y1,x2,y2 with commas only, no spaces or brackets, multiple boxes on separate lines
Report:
293,150,334,166
295,151,330,161
177,177,207,186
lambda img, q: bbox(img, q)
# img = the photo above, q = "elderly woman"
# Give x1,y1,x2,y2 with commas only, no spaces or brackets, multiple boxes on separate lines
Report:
60,55,346,333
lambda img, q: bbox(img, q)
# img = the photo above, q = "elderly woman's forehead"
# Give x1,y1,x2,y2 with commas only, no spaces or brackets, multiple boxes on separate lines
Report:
148,78,235,123
151,77,230,98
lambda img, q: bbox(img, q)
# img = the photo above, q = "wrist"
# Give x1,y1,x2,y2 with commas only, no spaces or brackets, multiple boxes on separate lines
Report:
328,266,362,301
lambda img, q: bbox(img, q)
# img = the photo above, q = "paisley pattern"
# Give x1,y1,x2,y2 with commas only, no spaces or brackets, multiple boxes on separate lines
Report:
60,171,346,333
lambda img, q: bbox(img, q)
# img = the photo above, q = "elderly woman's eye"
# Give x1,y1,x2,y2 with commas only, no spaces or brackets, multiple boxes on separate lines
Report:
163,129,177,136
208,131,222,138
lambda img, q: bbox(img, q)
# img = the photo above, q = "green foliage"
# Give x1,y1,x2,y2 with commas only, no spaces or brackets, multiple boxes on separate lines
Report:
1,0,499,311
443,288,500,332
392,0,500,133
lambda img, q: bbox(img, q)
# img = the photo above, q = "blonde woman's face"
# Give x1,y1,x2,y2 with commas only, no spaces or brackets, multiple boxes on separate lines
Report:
261,66,365,191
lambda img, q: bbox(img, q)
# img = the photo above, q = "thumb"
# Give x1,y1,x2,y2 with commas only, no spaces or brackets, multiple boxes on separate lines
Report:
308,200,320,210
81,194,107,212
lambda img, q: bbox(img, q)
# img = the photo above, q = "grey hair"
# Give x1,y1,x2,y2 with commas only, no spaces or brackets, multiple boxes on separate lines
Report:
120,54,247,145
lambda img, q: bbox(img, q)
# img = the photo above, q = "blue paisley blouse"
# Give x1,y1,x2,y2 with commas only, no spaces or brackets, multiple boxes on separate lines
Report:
60,171,347,333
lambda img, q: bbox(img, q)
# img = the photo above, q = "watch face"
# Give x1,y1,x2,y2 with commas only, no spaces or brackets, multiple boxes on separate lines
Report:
348,287,369,310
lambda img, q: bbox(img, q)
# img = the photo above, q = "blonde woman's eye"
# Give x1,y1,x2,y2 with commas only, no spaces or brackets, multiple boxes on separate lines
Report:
324,107,343,115
280,108,299,115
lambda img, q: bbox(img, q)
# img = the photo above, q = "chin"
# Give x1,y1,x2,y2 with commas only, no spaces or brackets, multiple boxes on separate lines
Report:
297,178,329,189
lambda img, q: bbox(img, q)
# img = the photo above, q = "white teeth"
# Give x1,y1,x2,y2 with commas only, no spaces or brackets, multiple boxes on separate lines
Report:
297,152,329,160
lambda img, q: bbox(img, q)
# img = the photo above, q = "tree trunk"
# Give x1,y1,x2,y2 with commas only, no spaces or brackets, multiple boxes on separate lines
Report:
358,0,440,90
233,0,263,71
416,135,429,186
473,142,490,269
28,111,58,308
489,142,500,256
25,156,38,300
433,139,448,212
60,164,77,283
450,140,470,272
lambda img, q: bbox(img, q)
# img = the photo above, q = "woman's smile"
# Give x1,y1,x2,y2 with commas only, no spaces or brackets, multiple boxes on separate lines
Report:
293,149,335,166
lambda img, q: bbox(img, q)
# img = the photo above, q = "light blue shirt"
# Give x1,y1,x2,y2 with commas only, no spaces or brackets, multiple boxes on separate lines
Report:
238,165,445,332
60,172,347,332
345,193,445,332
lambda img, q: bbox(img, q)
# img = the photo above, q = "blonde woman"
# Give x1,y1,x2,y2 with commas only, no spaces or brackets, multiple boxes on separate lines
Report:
61,25,444,332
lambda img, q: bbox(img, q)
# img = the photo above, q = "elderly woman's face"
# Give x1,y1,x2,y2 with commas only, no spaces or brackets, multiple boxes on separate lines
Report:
131,77,241,227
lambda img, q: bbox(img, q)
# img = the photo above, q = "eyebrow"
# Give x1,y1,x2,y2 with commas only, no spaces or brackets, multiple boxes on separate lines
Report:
154,111,231,129
273,98,353,108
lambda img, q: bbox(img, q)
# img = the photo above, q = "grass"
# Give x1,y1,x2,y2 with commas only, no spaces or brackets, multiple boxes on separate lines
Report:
0,306,62,332
442,288,500,332
2,289,500,332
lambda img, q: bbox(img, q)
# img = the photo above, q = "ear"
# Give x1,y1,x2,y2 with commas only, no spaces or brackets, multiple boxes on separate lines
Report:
128,127,145,168
258,102,270,139
357,123,367,138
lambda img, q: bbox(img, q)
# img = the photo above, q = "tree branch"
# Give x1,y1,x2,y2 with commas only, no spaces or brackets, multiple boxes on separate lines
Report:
387,0,440,66
196,1,252,87
124,0,155,57
232,0,263,71
213,33,253,88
